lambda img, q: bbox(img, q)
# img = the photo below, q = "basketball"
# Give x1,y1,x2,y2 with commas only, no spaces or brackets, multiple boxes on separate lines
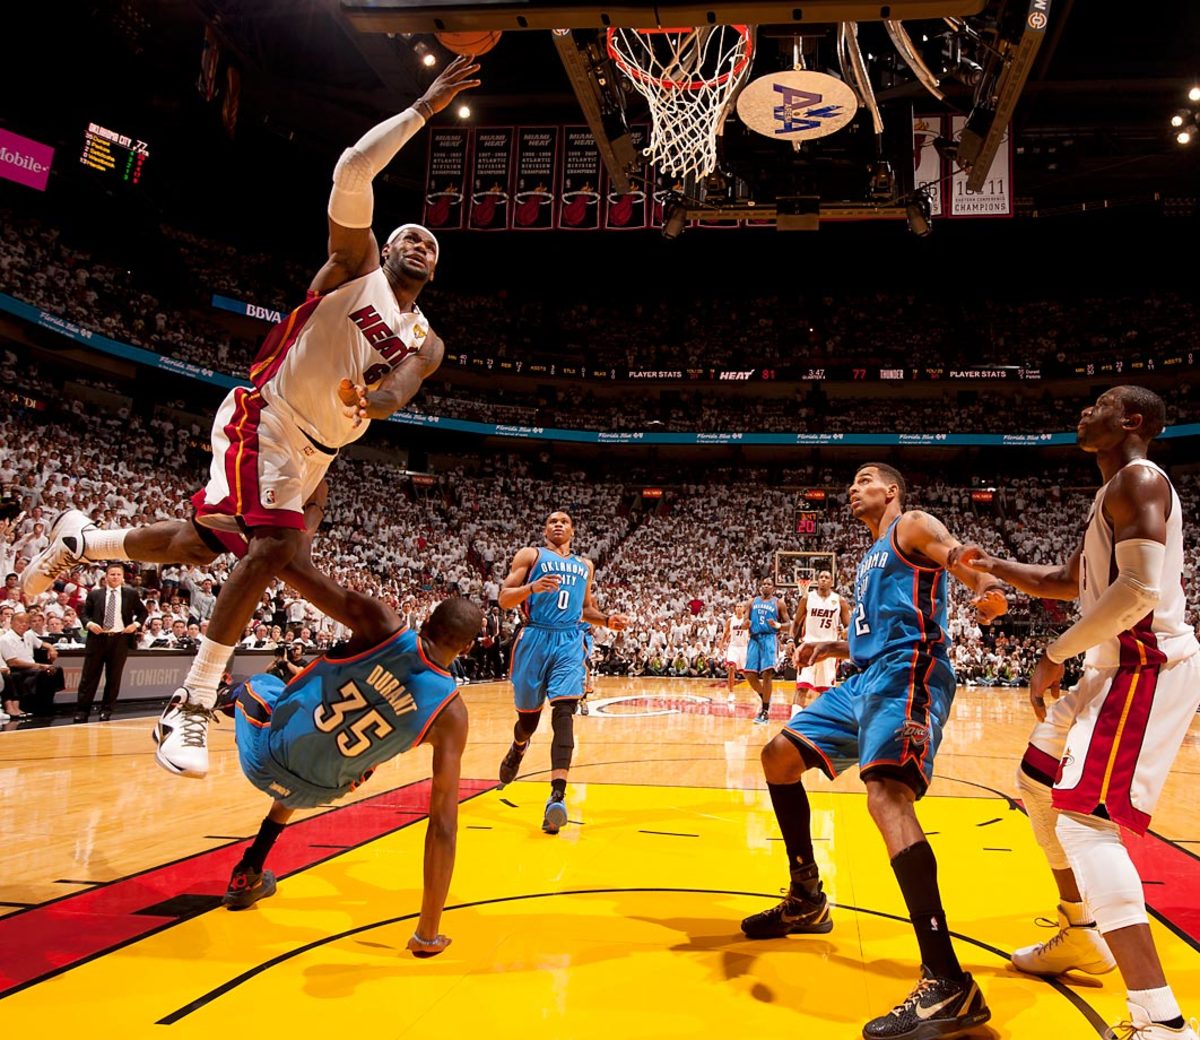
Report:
435,31,501,56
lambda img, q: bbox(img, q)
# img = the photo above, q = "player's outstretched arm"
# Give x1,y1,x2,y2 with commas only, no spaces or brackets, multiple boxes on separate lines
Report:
498,546,552,611
897,510,1008,624
948,543,1081,602
312,55,481,296
408,696,468,957
581,560,629,630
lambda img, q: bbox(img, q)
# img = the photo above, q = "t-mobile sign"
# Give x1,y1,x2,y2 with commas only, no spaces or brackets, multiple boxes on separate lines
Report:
0,129,55,191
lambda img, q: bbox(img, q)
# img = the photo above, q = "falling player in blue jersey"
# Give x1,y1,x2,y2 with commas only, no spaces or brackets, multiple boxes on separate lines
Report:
746,577,791,725
496,511,628,833
218,501,481,958
740,463,1009,1040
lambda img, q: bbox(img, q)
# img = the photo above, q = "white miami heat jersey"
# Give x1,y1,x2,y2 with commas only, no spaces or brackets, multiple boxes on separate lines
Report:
249,268,430,449
1080,458,1198,668
728,616,750,649
802,590,842,642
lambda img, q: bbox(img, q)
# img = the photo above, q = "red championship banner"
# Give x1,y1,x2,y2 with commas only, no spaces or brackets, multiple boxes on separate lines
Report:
558,127,602,230
424,128,470,231
468,127,514,231
913,114,946,217
602,125,649,231
513,126,559,230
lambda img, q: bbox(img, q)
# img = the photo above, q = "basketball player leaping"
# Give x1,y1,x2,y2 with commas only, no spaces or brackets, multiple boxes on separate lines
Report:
791,569,849,706
955,387,1199,1040
746,577,789,724
22,56,481,779
741,463,1008,1040
496,511,629,834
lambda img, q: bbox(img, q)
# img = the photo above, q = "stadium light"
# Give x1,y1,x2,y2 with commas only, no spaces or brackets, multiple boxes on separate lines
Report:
1171,113,1185,128
1177,131,1193,146
456,104,471,119
1189,86,1200,102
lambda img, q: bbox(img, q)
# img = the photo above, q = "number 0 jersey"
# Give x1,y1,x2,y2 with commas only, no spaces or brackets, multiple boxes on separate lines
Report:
523,546,590,629
238,628,457,805
850,516,949,668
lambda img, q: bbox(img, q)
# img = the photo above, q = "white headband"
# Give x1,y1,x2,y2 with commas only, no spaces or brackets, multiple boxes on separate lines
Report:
386,223,439,263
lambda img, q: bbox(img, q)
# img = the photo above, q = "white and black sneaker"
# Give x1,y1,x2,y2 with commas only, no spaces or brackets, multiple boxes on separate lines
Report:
863,969,990,1040
22,509,94,597
153,688,216,779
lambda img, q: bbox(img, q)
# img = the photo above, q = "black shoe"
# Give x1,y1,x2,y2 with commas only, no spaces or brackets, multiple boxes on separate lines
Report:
754,708,770,725
741,881,833,938
498,741,528,788
73,711,89,724
98,710,112,722
222,866,277,910
862,969,990,1040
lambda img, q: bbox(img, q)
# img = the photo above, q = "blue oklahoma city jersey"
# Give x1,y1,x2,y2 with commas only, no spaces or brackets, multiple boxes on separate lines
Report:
850,516,949,667
237,628,457,807
525,546,589,628
749,596,780,636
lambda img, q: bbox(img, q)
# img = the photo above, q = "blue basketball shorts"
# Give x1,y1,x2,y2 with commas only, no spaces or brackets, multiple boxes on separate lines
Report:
510,625,587,711
782,647,956,794
745,633,779,674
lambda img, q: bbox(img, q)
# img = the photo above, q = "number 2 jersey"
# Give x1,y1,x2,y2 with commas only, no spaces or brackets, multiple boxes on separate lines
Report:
850,516,949,669
235,627,458,808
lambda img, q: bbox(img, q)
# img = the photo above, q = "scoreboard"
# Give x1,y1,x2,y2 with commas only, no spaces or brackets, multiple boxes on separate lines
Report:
79,123,149,184
795,510,820,536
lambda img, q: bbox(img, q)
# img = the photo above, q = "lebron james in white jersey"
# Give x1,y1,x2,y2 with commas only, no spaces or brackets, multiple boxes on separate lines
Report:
793,569,849,698
957,386,1200,1040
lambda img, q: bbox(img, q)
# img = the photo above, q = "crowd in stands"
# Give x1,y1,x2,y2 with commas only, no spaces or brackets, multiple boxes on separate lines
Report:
5,209,1197,387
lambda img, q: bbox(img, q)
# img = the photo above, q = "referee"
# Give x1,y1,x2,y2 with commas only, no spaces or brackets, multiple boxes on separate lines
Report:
76,563,148,722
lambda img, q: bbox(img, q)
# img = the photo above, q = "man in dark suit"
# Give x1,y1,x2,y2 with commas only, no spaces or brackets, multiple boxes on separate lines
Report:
76,563,148,722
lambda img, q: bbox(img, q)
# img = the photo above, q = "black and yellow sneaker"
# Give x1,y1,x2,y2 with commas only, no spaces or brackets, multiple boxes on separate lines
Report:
740,880,833,939
862,969,990,1040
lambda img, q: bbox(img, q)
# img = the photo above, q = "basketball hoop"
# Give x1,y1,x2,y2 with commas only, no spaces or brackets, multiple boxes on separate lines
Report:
607,25,754,180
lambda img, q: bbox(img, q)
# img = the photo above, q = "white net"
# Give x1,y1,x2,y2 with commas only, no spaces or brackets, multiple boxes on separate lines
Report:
607,25,754,180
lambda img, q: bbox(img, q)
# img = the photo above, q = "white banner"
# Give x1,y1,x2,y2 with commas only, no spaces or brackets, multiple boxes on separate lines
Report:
912,115,945,217
949,115,1012,217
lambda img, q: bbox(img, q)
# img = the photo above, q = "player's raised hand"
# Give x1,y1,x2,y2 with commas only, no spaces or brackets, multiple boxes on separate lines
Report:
971,587,1009,625
606,612,630,631
1028,651,1064,722
529,573,562,594
338,378,369,427
407,932,453,958
419,55,482,116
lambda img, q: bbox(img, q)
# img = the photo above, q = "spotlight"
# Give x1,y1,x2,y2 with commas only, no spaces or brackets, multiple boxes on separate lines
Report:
422,52,437,67
661,195,688,240
456,104,471,119
1171,113,1185,128
412,39,437,67
905,189,932,237
1190,86,1200,102
1178,131,1193,146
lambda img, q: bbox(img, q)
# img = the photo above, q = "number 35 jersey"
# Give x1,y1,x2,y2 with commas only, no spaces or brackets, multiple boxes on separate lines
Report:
235,628,458,808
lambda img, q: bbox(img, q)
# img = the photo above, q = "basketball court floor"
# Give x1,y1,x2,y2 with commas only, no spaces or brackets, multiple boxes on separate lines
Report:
2,678,1198,1037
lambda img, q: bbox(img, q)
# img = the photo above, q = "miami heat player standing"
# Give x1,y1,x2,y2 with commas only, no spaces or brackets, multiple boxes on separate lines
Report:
22,57,480,779
791,569,849,704
957,386,1199,1040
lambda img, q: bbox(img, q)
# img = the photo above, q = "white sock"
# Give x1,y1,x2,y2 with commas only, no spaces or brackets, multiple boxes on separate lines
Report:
1061,899,1091,927
1128,986,1182,1025
83,529,131,561
184,637,235,708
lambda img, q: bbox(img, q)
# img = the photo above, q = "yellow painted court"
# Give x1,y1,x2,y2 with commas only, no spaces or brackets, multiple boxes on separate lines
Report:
2,680,1198,1038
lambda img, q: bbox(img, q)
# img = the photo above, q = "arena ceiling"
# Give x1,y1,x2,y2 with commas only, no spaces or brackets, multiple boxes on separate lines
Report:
106,0,1200,211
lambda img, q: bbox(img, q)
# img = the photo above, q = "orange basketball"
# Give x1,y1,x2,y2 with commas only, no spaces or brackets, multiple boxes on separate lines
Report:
435,31,502,56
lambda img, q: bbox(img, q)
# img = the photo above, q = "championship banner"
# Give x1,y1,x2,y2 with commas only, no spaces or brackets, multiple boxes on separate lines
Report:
558,127,602,230
949,114,1012,218
513,126,559,230
468,127,514,231
913,114,945,217
602,125,649,231
423,128,470,231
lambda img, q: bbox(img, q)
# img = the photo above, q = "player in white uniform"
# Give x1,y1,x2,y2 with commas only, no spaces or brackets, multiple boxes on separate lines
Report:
722,603,750,698
791,570,849,704
956,386,1200,1040
22,57,481,779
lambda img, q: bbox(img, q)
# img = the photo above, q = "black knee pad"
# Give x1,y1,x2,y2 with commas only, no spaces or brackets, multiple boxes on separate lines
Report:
514,711,541,743
550,699,576,771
